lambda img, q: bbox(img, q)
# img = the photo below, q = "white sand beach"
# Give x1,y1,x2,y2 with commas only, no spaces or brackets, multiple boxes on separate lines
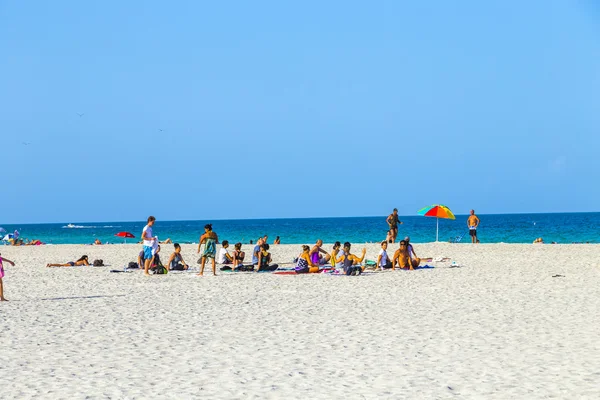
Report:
1,243,599,399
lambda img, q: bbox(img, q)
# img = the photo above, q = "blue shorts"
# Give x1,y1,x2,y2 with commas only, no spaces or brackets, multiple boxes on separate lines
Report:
143,246,153,260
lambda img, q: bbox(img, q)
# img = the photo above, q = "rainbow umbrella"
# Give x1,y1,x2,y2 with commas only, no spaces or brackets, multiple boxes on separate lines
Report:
418,204,456,242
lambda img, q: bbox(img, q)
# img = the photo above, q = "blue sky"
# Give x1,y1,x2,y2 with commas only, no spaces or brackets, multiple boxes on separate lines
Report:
1,1,599,224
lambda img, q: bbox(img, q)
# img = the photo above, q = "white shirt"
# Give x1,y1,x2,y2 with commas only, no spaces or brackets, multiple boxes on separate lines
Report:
142,225,154,247
378,249,389,266
218,248,229,264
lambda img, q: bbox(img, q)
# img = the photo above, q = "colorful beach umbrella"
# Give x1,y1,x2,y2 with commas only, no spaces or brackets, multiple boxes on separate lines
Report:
418,204,456,242
114,231,135,243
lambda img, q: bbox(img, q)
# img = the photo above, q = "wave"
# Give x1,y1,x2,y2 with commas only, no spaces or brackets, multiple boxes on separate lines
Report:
62,224,121,229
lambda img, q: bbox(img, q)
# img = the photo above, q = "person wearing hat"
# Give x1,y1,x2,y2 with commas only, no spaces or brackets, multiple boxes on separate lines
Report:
386,208,402,243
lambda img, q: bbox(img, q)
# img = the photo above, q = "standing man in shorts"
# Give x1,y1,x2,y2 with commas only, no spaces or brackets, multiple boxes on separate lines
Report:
386,208,402,243
142,216,157,275
467,210,480,244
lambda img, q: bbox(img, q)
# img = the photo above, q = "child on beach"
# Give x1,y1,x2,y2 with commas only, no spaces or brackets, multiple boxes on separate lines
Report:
46,255,90,267
0,253,15,301
198,224,218,276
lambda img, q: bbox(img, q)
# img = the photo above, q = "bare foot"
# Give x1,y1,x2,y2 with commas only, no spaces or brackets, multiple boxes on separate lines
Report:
197,273,203,276
46,264,50,268
144,272,150,276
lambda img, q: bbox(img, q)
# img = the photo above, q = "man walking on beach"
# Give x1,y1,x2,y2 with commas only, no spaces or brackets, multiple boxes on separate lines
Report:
467,210,480,244
142,216,158,275
386,208,402,243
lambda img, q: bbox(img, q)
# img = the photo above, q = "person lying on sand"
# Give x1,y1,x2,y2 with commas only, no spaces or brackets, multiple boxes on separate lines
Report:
94,239,102,245
295,245,321,273
335,242,366,275
47,255,90,268
166,243,188,271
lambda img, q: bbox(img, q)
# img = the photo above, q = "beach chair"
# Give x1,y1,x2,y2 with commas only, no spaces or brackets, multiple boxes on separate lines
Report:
449,233,465,243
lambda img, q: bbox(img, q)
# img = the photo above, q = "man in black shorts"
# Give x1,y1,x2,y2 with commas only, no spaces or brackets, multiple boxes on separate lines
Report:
386,208,402,243
467,210,480,243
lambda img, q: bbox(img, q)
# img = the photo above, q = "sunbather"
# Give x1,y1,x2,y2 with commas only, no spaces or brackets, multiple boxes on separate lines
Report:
335,242,366,275
392,240,420,270
47,255,90,268
166,243,188,271
295,245,320,273
256,243,278,272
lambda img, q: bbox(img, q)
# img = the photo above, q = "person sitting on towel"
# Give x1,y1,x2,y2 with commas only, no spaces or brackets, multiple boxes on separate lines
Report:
295,245,321,273
232,243,246,271
166,243,189,271
377,241,393,270
335,242,366,274
256,243,278,272
392,240,420,270
218,241,233,265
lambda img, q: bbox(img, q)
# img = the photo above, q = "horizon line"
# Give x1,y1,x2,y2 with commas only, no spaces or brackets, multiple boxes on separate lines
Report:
2,210,599,226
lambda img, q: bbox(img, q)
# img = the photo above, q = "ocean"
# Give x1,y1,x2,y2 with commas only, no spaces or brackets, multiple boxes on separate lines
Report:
0,213,598,245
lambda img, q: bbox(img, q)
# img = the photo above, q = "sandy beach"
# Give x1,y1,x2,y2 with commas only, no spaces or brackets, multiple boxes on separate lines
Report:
1,242,599,399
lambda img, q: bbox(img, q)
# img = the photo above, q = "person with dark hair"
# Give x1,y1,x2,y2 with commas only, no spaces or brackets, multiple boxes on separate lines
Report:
335,242,366,275
377,241,393,270
467,210,480,244
273,236,281,245
330,241,344,269
46,255,90,267
232,243,246,270
256,243,278,272
142,216,158,276
392,240,420,270
295,245,320,274
386,208,402,243
218,240,233,265
198,224,218,276
166,243,188,271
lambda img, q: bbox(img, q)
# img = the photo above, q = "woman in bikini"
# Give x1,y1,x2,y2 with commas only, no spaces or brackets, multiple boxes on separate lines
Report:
198,224,218,276
46,255,90,268
232,242,246,270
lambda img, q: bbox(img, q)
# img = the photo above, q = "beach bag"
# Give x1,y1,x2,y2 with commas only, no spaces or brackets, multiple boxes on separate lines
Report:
152,265,168,275
92,259,104,267
127,262,139,269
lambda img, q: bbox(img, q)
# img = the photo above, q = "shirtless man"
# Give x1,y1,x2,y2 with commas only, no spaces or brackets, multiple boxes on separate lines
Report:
309,239,331,266
467,210,480,244
386,208,402,243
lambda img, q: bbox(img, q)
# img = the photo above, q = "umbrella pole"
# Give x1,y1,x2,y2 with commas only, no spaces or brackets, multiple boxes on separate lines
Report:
436,217,439,242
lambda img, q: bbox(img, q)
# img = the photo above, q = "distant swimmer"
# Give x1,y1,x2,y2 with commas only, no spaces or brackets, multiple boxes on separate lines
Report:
467,210,480,244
